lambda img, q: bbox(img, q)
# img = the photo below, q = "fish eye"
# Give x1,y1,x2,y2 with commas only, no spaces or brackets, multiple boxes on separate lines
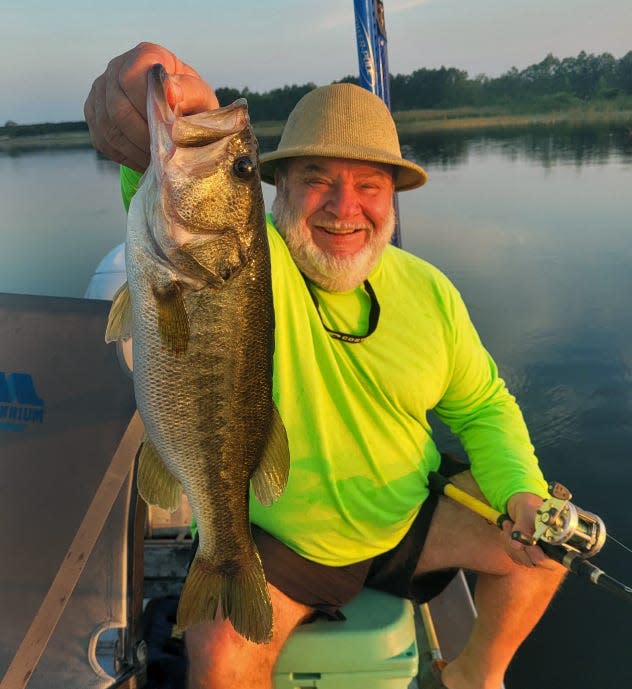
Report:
233,156,256,179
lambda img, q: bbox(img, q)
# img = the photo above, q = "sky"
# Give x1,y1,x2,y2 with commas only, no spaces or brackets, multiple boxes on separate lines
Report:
3,0,631,124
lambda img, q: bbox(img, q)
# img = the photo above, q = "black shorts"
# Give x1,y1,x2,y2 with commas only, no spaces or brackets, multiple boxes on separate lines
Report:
190,454,468,619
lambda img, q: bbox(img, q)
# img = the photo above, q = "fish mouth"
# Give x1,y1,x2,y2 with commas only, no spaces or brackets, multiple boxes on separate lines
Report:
148,64,249,164
171,100,249,148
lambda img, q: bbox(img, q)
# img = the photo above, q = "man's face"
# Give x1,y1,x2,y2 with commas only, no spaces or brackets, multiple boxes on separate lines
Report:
271,157,396,292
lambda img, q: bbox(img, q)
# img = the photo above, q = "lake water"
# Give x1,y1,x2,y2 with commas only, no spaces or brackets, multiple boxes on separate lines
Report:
2,127,631,687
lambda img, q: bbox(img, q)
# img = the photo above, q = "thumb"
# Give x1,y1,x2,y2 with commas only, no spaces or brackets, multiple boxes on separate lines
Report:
166,74,219,114
502,518,530,551
506,492,543,546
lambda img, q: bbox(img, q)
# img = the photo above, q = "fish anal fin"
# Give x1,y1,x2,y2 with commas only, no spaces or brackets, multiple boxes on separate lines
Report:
177,549,273,644
137,437,182,511
251,403,290,507
105,282,132,343
153,282,190,355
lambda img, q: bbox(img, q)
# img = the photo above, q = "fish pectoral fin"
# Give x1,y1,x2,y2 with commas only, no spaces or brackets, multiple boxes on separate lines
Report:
137,437,182,512
251,403,290,506
177,549,273,644
153,282,190,355
105,282,132,342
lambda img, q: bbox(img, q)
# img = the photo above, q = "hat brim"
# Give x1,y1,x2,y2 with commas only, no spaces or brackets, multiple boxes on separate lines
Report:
259,146,428,192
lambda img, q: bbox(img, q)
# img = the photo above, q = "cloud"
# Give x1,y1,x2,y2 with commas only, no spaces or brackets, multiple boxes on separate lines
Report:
312,0,431,33
389,0,431,10
313,7,354,32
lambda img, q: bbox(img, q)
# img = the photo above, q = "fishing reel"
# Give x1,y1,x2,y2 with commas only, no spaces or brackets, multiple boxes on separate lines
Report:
531,482,607,559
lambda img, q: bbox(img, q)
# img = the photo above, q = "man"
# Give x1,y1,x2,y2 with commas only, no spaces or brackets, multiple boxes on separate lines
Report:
85,43,566,689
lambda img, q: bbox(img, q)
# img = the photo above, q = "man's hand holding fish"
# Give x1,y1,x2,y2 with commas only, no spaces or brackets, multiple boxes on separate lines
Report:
84,42,218,171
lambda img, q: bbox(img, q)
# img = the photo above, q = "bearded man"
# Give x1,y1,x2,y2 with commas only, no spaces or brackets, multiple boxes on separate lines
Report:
85,42,565,689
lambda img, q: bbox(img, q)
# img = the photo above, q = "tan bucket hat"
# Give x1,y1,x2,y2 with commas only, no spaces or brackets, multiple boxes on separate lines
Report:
258,83,428,191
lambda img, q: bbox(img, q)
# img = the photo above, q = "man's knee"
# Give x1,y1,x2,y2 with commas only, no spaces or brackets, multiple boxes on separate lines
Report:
184,584,314,688
185,618,278,688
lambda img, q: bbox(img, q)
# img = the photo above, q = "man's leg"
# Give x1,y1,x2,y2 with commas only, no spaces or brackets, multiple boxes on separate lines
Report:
185,583,314,689
415,471,566,689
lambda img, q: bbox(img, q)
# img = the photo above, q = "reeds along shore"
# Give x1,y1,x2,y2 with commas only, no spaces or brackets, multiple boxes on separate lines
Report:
2,105,631,149
253,104,632,137
392,105,632,133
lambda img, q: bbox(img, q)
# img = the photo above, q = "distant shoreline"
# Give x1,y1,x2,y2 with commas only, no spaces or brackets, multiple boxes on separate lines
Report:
2,108,631,151
0,130,93,151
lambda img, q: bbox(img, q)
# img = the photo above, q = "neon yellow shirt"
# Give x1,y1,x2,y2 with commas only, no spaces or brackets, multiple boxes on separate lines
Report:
121,166,548,566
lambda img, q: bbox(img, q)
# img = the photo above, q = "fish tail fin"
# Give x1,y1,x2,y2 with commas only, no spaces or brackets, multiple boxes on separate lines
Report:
137,437,182,511
177,548,273,644
105,282,132,342
251,403,290,506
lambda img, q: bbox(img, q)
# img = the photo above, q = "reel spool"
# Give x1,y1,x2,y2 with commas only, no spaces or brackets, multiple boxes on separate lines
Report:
532,482,607,558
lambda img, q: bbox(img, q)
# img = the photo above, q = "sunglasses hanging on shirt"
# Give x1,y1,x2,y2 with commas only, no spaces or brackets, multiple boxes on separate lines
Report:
301,275,380,343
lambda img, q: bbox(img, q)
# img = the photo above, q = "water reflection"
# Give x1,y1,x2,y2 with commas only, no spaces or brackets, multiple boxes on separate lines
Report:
0,148,126,298
395,126,632,689
400,123,632,169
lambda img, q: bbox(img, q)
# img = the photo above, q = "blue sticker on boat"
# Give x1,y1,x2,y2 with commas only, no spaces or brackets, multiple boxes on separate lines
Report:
0,372,45,431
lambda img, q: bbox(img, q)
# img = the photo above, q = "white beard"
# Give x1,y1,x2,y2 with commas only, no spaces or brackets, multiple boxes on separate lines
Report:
271,192,395,293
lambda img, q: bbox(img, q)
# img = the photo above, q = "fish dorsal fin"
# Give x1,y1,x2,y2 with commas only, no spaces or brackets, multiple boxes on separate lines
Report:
153,282,190,355
251,403,290,506
137,436,183,512
105,282,132,342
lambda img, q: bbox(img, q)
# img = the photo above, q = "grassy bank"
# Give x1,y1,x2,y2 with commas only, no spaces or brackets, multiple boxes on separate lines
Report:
2,105,631,150
0,130,92,150
393,104,632,133
255,103,632,138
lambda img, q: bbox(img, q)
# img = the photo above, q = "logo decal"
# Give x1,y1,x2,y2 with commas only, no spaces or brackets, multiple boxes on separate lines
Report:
0,372,45,432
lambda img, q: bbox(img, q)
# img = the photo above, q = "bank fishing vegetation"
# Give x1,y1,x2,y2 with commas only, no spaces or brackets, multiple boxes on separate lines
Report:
2,50,631,141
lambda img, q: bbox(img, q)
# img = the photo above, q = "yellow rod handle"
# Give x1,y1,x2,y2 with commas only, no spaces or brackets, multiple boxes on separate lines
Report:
443,483,505,525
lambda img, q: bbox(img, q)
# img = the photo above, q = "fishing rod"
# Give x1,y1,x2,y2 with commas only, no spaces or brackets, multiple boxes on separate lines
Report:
353,0,391,104
353,5,457,678
428,471,632,605
353,0,402,247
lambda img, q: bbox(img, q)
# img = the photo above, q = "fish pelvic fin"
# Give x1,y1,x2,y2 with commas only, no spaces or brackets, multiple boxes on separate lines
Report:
153,282,190,355
105,282,132,342
137,437,182,511
251,403,290,506
177,549,273,644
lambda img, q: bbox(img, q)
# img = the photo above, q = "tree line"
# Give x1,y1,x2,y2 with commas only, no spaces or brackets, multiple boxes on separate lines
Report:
216,50,632,120
2,50,630,135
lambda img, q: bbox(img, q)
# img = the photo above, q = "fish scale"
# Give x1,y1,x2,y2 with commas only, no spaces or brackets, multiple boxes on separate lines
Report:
106,64,290,644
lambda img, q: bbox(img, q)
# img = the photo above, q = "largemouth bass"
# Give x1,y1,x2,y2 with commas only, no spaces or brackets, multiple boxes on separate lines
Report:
106,64,289,644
